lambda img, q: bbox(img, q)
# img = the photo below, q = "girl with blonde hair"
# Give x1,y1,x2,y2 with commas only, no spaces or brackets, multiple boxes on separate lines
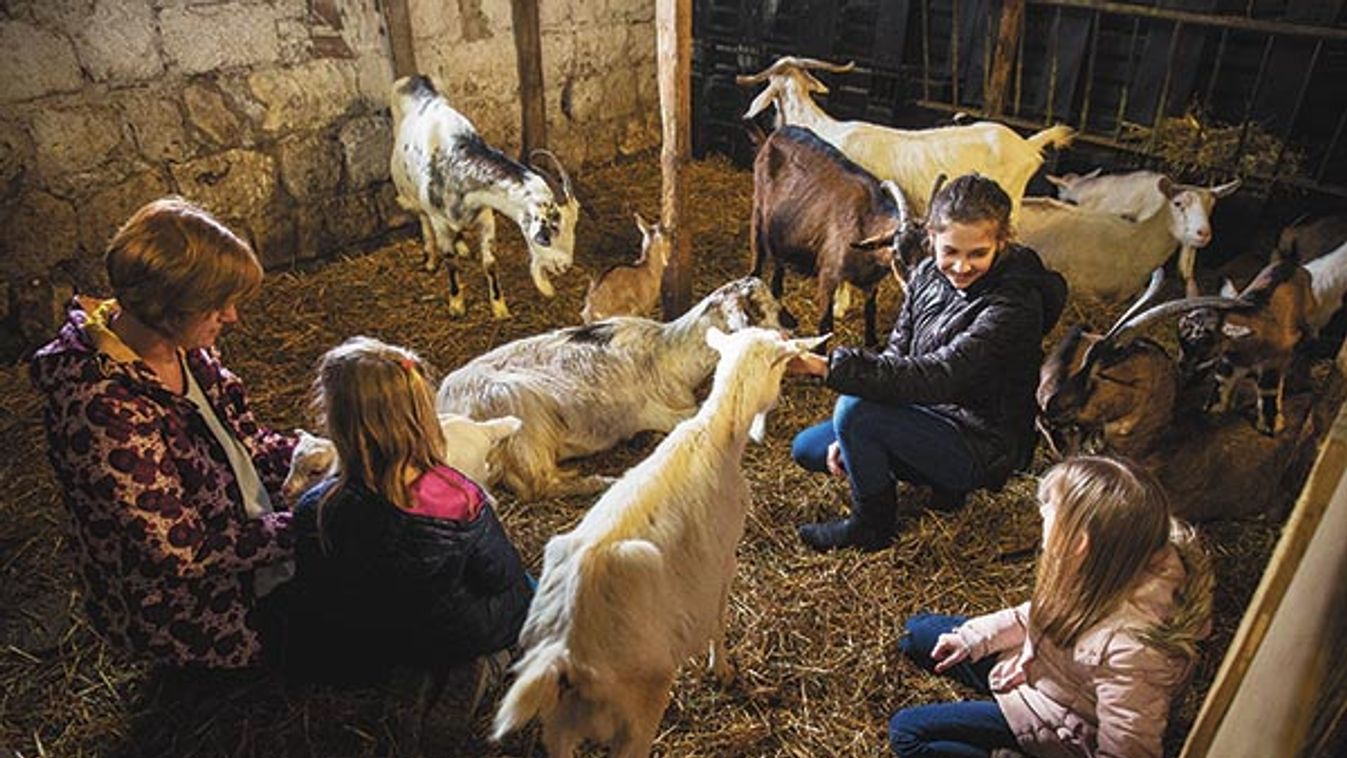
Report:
889,456,1213,757
286,336,532,684
31,197,296,669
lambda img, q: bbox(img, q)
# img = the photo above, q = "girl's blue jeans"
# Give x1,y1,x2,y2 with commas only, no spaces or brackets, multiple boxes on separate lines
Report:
791,396,981,500
889,613,1019,757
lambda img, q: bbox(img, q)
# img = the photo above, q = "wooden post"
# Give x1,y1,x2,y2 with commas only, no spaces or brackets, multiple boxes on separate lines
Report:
984,0,1025,117
656,0,692,319
384,0,417,79
511,0,547,157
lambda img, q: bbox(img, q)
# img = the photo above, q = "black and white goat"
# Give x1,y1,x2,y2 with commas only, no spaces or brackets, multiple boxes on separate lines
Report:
390,74,580,318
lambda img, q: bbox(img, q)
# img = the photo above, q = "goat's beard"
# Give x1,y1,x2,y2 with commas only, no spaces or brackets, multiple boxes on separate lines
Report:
749,412,768,443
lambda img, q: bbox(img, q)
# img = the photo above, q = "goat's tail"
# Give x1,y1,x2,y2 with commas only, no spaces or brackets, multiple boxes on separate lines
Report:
1027,124,1075,153
492,641,570,741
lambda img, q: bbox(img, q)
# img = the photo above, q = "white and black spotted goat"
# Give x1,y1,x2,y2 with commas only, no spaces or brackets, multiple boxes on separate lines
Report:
390,74,580,318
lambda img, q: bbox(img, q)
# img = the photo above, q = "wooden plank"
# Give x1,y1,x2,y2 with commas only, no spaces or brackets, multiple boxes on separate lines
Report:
1124,0,1218,126
1182,349,1347,756
986,0,1025,115
657,0,693,318
383,0,417,79
510,0,547,157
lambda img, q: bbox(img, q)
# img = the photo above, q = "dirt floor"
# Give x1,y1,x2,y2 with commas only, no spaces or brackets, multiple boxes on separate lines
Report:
0,154,1318,757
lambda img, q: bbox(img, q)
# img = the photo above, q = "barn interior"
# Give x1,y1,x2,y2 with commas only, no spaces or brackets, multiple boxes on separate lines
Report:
2,1,1346,756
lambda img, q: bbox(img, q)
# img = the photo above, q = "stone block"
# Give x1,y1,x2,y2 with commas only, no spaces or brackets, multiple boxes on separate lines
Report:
354,53,394,108
277,132,342,201
118,88,194,163
75,1,163,83
409,0,460,43
573,25,627,76
339,114,392,188
573,0,609,27
0,21,83,104
183,80,247,147
322,191,380,247
80,170,172,255
618,114,656,156
624,20,655,65
29,104,124,179
170,148,276,219
247,59,358,133
276,18,312,66
160,2,281,75
248,207,298,270
0,119,34,200
0,190,80,277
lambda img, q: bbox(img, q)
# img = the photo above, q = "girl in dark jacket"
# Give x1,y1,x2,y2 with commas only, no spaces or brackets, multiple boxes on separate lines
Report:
287,336,532,684
788,174,1067,551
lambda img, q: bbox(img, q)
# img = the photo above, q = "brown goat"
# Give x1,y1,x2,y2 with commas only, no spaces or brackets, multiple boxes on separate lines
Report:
749,125,930,346
580,213,670,323
1038,269,1246,458
1178,256,1315,435
1275,210,1347,264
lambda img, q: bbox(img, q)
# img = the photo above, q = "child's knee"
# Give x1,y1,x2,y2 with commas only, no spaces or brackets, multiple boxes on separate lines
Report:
888,708,921,756
899,613,950,666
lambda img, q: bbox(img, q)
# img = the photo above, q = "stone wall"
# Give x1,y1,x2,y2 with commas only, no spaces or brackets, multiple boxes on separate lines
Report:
0,0,659,355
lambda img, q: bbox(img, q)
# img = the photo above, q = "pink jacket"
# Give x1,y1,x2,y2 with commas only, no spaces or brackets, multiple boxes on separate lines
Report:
956,532,1212,758
30,299,297,668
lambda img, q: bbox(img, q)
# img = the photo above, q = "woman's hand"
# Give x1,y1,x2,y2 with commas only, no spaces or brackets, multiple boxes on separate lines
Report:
786,351,828,378
931,631,972,673
826,441,847,479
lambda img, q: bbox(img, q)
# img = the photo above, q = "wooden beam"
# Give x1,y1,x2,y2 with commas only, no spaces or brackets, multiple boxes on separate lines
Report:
656,0,693,318
984,0,1025,116
383,0,417,79
511,0,547,157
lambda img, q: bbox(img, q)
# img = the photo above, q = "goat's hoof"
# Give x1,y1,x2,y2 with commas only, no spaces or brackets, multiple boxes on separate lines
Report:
1255,419,1283,437
448,298,467,317
491,301,512,320
423,259,437,273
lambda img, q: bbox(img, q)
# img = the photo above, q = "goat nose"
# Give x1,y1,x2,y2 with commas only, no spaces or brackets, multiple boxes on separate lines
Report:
1194,227,1211,243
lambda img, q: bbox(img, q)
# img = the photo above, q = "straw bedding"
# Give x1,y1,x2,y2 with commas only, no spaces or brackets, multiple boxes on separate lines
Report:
0,154,1314,757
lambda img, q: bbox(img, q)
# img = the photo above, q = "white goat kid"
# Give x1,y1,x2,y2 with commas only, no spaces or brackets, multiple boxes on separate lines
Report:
1045,169,1240,289
1018,176,1238,301
1304,238,1347,331
580,213,670,323
390,74,580,318
436,277,789,501
280,413,523,501
492,327,825,758
736,56,1073,220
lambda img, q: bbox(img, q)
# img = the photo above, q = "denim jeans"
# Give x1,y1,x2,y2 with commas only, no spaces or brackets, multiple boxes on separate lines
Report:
791,396,981,500
889,613,1019,757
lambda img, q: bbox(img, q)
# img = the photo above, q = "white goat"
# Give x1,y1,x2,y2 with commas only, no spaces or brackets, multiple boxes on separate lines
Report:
1303,239,1347,331
736,57,1074,220
1018,176,1237,301
492,327,825,757
435,277,789,501
390,74,580,319
280,413,523,501
580,213,670,324
1044,169,1240,288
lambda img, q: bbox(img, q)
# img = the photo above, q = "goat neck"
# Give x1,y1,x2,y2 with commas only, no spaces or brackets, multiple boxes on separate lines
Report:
467,172,553,227
777,75,835,133
657,299,724,390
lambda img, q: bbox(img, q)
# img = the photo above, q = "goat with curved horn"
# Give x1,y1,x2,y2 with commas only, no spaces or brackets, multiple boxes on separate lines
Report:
735,56,856,86
529,148,573,200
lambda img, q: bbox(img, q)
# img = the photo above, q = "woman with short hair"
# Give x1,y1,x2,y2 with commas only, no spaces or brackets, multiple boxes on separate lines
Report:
31,197,297,668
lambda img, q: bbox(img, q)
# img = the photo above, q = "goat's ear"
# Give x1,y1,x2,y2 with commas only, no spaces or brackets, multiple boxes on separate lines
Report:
798,68,829,95
706,326,729,352
788,333,829,354
634,212,653,238
1212,178,1241,198
482,415,523,440
1219,278,1239,298
742,84,777,120
1158,176,1177,198
852,230,896,251
1045,173,1070,189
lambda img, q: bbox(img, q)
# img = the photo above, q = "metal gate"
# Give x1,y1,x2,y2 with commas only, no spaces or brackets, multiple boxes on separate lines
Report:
693,0,1347,196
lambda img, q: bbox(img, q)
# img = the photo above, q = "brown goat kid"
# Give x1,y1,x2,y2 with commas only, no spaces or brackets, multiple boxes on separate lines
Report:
749,125,929,347
580,213,670,323
1178,256,1316,435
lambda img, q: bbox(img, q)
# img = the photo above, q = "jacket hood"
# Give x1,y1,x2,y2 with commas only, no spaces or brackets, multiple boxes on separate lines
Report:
1135,521,1215,662
967,244,1068,336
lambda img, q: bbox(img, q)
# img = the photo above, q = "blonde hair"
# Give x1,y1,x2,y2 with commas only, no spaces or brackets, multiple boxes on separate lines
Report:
312,337,446,537
105,197,262,338
1030,456,1171,648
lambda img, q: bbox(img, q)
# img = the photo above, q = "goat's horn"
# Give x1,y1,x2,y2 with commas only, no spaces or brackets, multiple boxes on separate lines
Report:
1101,268,1166,342
529,148,573,200
926,173,948,215
1118,295,1252,334
881,180,910,221
736,56,855,85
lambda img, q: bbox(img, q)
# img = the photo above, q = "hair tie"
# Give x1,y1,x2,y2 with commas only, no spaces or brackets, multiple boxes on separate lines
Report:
400,356,417,372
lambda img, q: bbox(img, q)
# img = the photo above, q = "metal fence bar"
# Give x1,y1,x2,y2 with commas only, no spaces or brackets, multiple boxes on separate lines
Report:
922,0,932,103
1079,9,1101,129
1014,4,1026,116
951,0,961,107
1203,27,1230,114
1047,6,1063,123
1145,20,1184,158
1113,15,1143,140
1270,38,1323,184
1232,36,1276,174
1027,0,1347,40
1318,105,1347,183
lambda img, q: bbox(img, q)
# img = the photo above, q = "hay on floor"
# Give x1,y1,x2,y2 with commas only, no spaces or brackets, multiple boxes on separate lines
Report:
0,153,1304,757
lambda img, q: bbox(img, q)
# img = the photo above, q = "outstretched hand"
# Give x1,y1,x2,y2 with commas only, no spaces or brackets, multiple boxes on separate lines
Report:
786,351,828,378
931,631,972,673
